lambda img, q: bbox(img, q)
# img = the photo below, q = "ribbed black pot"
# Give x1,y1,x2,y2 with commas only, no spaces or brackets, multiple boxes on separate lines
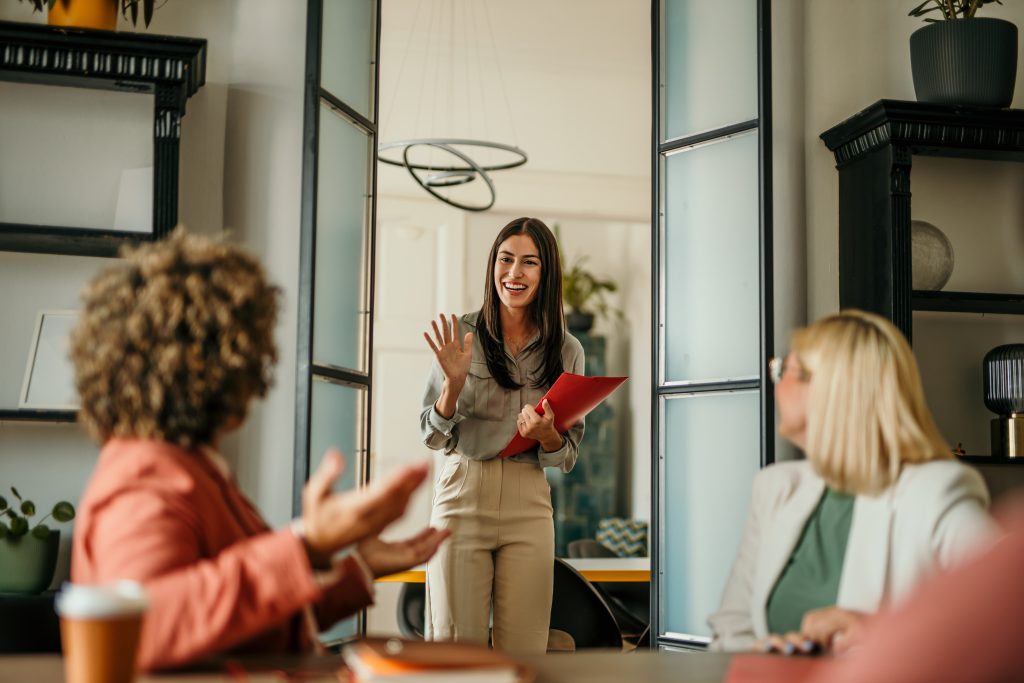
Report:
983,344,1024,415
910,17,1018,107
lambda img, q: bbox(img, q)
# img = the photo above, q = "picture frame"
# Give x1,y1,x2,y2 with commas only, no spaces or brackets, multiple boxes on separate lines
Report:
18,310,80,410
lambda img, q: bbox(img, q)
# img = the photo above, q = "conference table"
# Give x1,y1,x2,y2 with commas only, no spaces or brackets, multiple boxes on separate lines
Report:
377,557,651,583
0,650,735,682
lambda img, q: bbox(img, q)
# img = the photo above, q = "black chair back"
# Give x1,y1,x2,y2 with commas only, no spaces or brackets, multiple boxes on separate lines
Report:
549,558,622,649
396,582,426,640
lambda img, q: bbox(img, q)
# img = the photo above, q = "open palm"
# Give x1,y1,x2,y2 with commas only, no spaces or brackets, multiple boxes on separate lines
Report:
424,313,473,385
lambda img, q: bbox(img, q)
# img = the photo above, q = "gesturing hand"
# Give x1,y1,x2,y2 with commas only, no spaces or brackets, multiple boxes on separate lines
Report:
301,450,429,567
423,313,473,388
357,527,451,578
518,399,562,452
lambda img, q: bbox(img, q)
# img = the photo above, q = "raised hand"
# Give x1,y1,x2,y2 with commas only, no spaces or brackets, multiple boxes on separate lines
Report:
423,313,473,387
518,399,563,452
301,450,430,567
357,527,451,578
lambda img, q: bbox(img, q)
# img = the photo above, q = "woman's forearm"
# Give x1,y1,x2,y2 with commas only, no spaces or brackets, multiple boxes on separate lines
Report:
434,378,465,419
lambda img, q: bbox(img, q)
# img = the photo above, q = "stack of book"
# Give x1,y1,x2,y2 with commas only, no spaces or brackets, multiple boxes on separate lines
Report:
342,639,529,683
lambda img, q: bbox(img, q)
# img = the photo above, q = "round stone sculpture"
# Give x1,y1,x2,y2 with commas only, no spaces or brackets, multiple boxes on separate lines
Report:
911,220,955,291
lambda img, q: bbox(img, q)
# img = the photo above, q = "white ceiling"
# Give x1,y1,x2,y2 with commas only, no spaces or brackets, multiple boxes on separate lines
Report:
378,0,651,181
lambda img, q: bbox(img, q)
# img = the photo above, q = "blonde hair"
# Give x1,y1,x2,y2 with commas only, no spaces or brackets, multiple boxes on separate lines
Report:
70,227,279,449
791,309,950,495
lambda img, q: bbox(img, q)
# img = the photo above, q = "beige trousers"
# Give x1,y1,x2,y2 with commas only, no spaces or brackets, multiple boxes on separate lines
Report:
425,455,554,654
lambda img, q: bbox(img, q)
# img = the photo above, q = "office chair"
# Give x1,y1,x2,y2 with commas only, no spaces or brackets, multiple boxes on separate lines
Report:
549,557,622,649
566,540,649,641
396,582,426,640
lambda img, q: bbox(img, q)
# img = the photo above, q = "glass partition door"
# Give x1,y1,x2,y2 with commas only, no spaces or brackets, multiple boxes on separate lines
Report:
652,0,773,647
295,0,380,645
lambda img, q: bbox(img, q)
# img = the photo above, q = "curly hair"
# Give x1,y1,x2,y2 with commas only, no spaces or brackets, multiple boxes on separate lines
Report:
70,227,280,448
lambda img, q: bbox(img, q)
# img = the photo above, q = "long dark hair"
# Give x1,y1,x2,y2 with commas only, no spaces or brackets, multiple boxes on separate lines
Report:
479,217,565,390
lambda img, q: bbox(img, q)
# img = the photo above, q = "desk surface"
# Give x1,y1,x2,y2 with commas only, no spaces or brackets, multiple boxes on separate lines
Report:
378,558,651,583
0,650,733,683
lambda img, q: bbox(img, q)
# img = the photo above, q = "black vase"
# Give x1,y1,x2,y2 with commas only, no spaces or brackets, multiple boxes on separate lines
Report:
565,310,594,333
910,17,1018,108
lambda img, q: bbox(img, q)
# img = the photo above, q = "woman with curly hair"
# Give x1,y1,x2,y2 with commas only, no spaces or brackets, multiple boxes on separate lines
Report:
70,228,448,671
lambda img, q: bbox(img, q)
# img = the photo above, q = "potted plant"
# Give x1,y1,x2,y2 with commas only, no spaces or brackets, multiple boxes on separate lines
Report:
0,487,75,594
19,0,159,32
906,0,1017,107
555,225,622,333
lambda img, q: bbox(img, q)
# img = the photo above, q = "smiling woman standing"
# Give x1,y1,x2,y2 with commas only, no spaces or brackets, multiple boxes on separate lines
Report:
419,217,585,653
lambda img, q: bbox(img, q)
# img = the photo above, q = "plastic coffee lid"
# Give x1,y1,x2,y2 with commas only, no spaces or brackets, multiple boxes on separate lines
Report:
55,581,149,619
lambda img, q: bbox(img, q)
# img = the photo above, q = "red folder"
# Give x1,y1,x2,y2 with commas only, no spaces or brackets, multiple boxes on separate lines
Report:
499,372,628,458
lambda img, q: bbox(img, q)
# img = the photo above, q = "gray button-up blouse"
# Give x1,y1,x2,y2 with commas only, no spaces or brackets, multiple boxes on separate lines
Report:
419,310,586,472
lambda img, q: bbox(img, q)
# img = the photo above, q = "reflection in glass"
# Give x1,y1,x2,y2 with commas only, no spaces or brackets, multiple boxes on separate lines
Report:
0,82,152,231
663,131,760,384
661,390,759,639
313,104,371,372
309,377,365,643
321,0,374,119
663,0,757,140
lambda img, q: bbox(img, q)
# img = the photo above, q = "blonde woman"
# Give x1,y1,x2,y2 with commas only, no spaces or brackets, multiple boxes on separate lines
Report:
708,309,995,654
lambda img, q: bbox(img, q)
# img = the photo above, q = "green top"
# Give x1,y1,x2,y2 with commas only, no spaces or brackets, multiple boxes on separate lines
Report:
765,488,856,635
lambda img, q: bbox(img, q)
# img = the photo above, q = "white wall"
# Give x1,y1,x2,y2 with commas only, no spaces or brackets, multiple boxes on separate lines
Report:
0,1,307,591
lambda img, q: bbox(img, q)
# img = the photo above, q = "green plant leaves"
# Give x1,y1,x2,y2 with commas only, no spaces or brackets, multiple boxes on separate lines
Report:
20,501,35,517
10,487,22,502
0,496,6,513
10,517,28,538
0,522,7,539
31,525,51,540
52,502,75,523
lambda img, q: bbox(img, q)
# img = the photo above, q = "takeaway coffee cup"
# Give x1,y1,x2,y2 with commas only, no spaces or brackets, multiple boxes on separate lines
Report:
55,581,149,683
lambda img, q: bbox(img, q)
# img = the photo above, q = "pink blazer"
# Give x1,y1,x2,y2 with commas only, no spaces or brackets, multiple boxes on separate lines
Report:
72,438,373,671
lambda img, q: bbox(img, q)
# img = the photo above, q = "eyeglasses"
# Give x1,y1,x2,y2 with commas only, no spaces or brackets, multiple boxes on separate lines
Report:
768,355,809,384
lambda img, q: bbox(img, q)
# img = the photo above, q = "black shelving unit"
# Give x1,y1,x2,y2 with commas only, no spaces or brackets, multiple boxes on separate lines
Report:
822,101,1024,466
0,409,76,423
912,291,1024,316
0,22,207,422
820,100,1024,341
0,20,206,257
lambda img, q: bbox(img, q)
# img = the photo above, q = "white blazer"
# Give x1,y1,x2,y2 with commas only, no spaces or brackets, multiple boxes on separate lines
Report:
708,459,995,651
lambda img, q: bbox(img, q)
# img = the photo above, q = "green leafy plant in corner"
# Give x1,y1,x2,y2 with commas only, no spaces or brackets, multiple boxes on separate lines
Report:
0,487,75,541
907,0,1004,22
554,223,623,324
19,0,162,28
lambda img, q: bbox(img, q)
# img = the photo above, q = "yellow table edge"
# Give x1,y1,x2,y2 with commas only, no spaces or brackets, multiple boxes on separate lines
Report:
377,569,650,583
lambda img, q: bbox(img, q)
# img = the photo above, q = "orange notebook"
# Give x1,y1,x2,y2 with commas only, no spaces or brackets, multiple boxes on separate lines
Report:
342,638,530,683
499,372,628,458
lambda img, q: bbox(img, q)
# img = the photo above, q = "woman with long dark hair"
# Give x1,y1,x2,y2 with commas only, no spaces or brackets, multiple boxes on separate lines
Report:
419,217,585,653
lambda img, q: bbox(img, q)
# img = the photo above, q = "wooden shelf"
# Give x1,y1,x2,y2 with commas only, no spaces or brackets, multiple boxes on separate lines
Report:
913,291,1024,316
0,409,77,423
0,20,207,256
958,455,1024,465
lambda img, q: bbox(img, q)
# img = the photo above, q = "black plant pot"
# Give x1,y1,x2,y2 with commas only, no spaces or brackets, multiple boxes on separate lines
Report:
566,310,594,333
910,17,1018,108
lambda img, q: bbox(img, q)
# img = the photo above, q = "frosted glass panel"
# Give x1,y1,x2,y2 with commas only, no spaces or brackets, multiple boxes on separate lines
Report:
321,0,374,119
664,0,757,140
309,377,364,495
313,105,371,372
661,391,760,639
663,132,760,383
309,378,364,644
